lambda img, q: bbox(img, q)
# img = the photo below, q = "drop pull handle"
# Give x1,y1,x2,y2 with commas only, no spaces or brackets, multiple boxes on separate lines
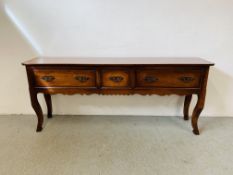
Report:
144,76,158,83
75,76,90,82
179,76,194,83
109,76,124,82
41,76,55,82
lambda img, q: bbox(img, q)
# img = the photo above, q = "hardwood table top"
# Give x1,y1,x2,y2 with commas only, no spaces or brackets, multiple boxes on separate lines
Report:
22,57,214,66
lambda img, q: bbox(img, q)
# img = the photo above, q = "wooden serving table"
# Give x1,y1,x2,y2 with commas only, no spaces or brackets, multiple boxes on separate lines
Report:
22,57,214,135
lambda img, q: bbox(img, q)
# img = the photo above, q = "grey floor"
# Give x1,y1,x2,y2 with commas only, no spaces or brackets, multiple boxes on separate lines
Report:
0,115,233,175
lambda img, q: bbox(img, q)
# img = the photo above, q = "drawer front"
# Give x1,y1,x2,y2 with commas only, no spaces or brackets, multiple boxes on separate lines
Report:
33,69,96,87
136,69,202,88
101,70,131,88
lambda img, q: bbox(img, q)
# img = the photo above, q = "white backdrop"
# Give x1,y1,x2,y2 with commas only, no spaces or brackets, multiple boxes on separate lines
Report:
0,0,233,116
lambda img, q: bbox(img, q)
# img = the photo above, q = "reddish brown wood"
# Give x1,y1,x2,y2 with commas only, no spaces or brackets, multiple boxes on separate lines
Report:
26,66,44,132
136,69,201,88
35,87,200,95
183,95,192,120
101,69,131,88
23,57,214,135
29,90,43,132
44,94,52,118
22,57,214,66
33,68,96,87
191,67,210,135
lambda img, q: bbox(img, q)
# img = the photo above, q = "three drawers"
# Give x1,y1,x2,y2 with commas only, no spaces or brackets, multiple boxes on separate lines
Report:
32,67,202,89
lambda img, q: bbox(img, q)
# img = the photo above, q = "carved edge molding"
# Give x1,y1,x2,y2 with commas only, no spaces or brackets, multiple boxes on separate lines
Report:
35,88,199,96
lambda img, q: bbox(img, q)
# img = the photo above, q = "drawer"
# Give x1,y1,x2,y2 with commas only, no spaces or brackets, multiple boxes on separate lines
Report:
33,69,96,87
136,69,202,88
101,69,131,88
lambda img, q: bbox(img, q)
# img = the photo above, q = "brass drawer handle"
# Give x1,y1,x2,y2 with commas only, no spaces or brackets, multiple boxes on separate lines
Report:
41,76,55,82
109,76,124,82
144,76,158,83
75,76,90,82
179,76,194,83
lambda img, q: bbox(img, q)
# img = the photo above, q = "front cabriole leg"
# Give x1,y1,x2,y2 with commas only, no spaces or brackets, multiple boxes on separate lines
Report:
29,90,44,132
44,94,52,118
191,67,209,135
191,94,205,135
183,95,192,120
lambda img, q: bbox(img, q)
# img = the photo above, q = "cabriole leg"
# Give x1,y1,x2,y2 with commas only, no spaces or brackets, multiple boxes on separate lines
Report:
191,94,205,135
30,90,44,132
183,95,192,120
44,94,52,118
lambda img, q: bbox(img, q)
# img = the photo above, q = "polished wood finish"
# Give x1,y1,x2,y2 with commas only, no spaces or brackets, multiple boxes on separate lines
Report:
136,68,201,88
23,57,214,66
33,68,96,87
102,69,131,88
23,57,214,135
44,94,52,118
183,95,192,120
